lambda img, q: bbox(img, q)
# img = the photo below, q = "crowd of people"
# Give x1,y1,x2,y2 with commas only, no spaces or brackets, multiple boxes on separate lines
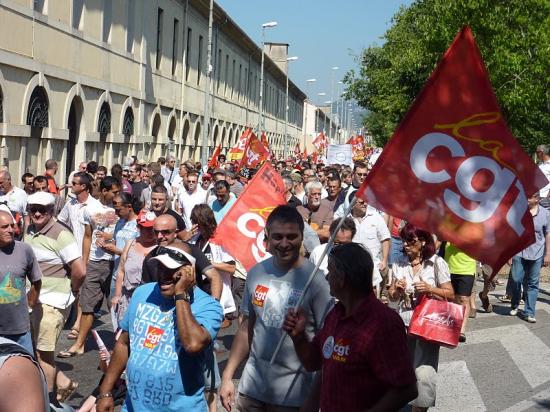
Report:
0,144,548,412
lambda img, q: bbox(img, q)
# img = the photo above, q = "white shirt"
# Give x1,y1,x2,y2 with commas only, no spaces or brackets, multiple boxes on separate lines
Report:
390,255,451,326
352,211,390,263
57,194,102,252
539,161,550,197
309,242,382,288
0,186,27,216
177,186,207,229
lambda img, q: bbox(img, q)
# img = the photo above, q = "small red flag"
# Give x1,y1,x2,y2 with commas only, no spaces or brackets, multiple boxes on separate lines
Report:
346,135,365,160
240,132,270,169
211,163,286,270
228,128,252,162
313,132,328,155
261,132,269,150
208,144,222,169
294,143,301,157
357,26,547,273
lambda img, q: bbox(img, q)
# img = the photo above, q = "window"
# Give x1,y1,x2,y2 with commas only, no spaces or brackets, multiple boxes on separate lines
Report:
72,0,84,30
156,8,164,70
216,49,222,93
197,36,203,85
224,55,229,96
102,0,111,43
185,28,192,81
238,64,242,100
34,0,47,14
231,59,236,98
172,19,179,75
126,0,134,52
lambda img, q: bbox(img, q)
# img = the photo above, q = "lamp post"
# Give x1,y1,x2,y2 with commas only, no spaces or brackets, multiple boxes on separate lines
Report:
258,21,277,135
200,0,214,167
283,56,298,160
336,81,343,143
330,66,338,140
303,78,316,148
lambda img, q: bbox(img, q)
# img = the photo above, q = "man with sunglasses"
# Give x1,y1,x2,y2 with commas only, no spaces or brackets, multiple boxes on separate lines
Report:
25,192,86,405
0,209,42,354
96,244,223,412
333,161,369,219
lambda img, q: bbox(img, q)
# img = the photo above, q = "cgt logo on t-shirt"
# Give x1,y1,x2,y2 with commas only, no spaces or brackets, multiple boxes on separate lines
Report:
143,325,165,349
322,336,350,363
252,285,269,307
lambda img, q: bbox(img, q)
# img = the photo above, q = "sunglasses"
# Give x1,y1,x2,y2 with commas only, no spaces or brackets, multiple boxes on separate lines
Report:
403,238,420,246
153,229,176,236
155,246,191,265
28,205,50,215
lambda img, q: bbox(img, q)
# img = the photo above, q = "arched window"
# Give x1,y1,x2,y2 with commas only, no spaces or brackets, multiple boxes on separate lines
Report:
27,87,49,128
123,107,134,137
98,102,111,134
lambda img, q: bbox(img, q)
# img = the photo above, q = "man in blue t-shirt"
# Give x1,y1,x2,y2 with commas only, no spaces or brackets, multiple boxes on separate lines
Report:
96,245,223,412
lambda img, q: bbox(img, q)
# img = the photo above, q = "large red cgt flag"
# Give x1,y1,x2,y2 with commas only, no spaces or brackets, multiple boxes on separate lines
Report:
358,26,548,273
211,163,286,270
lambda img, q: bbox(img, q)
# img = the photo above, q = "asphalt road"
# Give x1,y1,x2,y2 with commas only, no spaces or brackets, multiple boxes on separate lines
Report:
57,279,550,411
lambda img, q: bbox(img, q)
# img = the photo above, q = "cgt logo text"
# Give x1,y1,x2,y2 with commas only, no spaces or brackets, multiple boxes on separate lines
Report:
143,326,165,350
252,285,269,307
322,336,350,363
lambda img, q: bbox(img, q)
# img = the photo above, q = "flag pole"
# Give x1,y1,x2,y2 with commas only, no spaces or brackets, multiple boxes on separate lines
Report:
269,196,357,365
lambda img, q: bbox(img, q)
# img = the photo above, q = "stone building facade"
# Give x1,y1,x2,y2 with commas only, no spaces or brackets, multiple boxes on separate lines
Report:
0,0,305,183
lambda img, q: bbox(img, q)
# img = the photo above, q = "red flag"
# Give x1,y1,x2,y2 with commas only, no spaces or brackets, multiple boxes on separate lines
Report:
240,132,270,169
346,135,365,160
228,128,252,162
294,143,301,157
313,132,328,155
211,163,286,270
301,146,308,161
208,144,221,169
358,26,547,273
261,132,269,150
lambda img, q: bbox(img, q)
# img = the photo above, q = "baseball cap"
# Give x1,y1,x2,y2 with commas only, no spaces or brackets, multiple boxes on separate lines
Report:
151,246,196,269
136,210,156,227
27,192,55,206
0,204,15,223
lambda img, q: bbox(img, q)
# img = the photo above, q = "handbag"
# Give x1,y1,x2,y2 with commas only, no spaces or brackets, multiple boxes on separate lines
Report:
408,257,465,348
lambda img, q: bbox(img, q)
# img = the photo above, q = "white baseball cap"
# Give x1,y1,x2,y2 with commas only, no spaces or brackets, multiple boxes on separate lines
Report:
151,246,196,269
27,192,56,206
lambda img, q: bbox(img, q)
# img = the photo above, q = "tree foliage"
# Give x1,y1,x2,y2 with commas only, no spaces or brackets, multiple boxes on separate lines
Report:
344,0,550,151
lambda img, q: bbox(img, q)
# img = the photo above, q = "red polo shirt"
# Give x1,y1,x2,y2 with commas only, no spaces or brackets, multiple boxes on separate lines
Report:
44,171,58,194
312,293,416,411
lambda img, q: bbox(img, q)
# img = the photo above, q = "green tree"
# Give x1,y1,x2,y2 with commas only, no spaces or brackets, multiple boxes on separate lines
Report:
345,0,550,151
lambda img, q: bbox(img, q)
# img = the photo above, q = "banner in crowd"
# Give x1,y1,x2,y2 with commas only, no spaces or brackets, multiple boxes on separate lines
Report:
327,144,354,167
312,132,329,155
347,135,366,160
208,144,221,169
228,128,252,161
357,26,548,273
240,132,270,169
211,163,286,270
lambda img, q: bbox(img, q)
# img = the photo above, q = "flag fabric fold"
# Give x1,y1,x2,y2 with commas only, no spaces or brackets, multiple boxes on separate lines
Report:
208,144,222,169
211,163,286,270
357,26,548,274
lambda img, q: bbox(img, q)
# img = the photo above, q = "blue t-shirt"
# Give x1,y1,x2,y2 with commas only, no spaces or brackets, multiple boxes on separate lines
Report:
112,219,138,277
209,197,237,224
120,282,223,411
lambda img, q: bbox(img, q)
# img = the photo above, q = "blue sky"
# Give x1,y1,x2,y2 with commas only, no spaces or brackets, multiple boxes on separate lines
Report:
216,0,413,106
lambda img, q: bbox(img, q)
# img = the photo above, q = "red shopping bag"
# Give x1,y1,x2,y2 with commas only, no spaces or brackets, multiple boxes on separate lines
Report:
408,296,465,348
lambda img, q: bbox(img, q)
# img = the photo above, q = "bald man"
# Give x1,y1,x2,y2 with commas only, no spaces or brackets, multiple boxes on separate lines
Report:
0,211,42,353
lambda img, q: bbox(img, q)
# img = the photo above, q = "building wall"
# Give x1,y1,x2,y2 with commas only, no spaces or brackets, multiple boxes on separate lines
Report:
0,0,305,184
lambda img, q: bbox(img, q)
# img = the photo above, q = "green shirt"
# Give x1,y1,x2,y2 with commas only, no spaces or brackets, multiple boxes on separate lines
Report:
444,243,476,275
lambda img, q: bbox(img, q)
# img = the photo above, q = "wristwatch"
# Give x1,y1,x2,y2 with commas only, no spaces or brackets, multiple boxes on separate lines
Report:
96,392,113,402
175,292,191,302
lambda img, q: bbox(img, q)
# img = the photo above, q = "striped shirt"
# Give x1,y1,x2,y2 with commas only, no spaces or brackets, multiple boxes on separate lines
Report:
25,220,81,309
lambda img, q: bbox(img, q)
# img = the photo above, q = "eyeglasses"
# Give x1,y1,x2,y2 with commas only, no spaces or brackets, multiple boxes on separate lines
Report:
155,246,191,265
154,229,176,236
28,205,50,215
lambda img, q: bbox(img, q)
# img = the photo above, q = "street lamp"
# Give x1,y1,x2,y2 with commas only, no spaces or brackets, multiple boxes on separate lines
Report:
330,66,339,140
258,21,278,134
283,56,298,159
303,78,316,146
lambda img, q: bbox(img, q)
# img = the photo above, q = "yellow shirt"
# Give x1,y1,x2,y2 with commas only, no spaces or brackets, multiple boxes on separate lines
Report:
444,243,476,275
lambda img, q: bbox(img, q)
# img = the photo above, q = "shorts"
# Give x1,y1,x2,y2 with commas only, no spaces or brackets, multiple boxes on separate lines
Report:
235,394,300,412
31,303,70,352
80,260,113,313
450,273,475,296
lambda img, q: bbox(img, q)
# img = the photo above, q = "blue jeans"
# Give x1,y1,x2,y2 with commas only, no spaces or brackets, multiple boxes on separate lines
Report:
0,331,34,355
510,256,542,317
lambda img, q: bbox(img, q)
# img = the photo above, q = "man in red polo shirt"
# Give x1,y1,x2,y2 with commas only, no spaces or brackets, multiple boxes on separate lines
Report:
44,159,59,195
283,242,418,411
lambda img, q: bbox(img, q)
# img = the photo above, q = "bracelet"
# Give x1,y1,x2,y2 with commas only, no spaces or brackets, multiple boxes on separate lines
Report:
96,392,113,401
